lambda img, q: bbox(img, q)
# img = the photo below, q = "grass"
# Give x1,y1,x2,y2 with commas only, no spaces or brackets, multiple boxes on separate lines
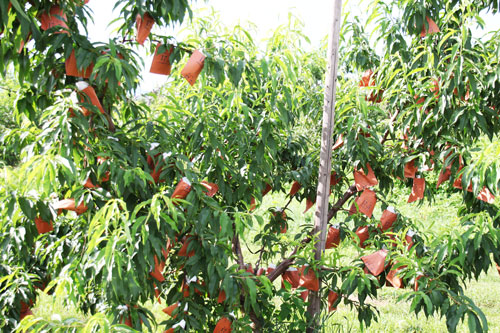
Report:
29,182,500,332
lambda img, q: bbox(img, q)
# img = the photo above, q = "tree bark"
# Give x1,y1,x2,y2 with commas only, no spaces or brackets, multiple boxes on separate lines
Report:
306,1,343,331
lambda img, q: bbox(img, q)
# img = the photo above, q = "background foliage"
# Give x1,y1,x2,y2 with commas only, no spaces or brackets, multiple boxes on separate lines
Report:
1,0,500,332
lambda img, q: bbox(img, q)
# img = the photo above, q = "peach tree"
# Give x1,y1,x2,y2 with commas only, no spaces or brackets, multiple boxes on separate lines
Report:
1,0,500,332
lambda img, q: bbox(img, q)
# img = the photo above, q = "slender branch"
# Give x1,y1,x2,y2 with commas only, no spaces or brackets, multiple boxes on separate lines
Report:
232,235,245,271
234,233,263,331
283,195,294,211
327,185,358,221
254,245,266,272
381,108,401,145
266,237,312,282
265,184,358,283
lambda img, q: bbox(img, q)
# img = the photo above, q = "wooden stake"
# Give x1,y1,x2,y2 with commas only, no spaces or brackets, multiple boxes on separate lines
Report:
306,0,343,330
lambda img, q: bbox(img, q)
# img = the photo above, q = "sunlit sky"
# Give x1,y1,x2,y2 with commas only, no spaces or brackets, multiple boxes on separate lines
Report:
84,0,500,93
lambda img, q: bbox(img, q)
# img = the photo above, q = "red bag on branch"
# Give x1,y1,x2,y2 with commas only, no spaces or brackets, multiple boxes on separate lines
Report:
120,313,133,327
328,290,339,312
83,177,100,189
325,225,340,249
379,206,397,231
66,50,94,78
404,160,418,179
150,43,173,75
40,6,69,33
436,168,451,188
414,274,425,291
150,255,165,282
53,198,88,215
355,226,370,248
181,276,201,297
349,189,377,218
272,209,287,234
153,283,161,303
282,267,300,289
332,134,344,150
178,236,195,257
477,187,495,204
217,290,226,304
330,172,341,187
249,197,256,211
329,172,341,196
172,177,192,201
408,176,425,203
35,217,53,234
359,69,383,103
19,307,33,320
136,12,155,45
17,33,30,54
76,81,105,115
304,198,315,213
162,302,179,317
181,50,206,86
262,183,273,197
214,317,232,333
386,263,405,289
298,265,319,291
354,164,378,191
420,16,440,38
19,300,34,320
266,264,276,275
256,267,265,276
201,181,219,197
453,172,464,189
361,249,388,276
359,69,374,87
431,79,440,98
289,181,301,197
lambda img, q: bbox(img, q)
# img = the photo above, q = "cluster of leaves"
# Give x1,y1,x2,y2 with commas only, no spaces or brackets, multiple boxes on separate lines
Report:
1,0,500,332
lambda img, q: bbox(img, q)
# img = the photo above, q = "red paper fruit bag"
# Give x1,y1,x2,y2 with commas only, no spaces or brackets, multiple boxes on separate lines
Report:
35,217,53,234
325,225,340,249
136,12,155,45
181,50,206,86
172,177,192,201
361,249,388,276
355,226,370,248
150,43,173,75
76,81,105,115
349,189,377,218
379,206,397,231
66,50,94,78
420,16,440,38
408,176,425,203
298,265,319,291
40,6,68,33
354,164,378,191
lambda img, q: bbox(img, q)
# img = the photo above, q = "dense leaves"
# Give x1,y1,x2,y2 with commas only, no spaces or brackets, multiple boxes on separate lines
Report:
1,0,500,332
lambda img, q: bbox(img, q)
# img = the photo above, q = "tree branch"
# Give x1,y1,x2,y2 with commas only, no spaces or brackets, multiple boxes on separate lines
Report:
327,185,357,221
232,234,245,271
381,108,401,145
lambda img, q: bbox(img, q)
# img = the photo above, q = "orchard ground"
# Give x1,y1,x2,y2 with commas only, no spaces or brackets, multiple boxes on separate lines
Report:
32,184,500,332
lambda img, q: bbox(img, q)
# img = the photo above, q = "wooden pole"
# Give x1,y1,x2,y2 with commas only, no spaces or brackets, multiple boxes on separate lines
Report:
306,0,342,330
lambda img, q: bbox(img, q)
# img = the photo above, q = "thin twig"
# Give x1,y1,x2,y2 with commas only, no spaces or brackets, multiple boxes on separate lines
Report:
327,185,358,221
381,108,401,145
232,234,245,271
283,195,294,211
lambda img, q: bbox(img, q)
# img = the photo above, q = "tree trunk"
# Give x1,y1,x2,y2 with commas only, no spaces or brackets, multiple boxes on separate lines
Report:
306,1,343,332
